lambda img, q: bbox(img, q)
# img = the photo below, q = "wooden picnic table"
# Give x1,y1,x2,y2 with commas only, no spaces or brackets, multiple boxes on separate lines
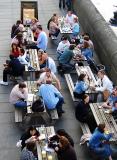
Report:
23,27,34,43
58,17,72,34
76,65,97,86
73,47,88,66
36,126,57,160
90,103,117,143
24,49,40,80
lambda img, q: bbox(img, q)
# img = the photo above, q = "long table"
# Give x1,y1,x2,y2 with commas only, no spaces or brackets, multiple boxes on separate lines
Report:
25,49,40,80
90,103,117,143
36,126,57,160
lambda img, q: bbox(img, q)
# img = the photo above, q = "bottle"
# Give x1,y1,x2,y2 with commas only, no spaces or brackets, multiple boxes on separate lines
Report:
75,63,78,68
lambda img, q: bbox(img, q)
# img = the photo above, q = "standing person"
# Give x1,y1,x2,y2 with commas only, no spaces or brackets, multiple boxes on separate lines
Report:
39,79,64,117
9,82,28,108
55,136,77,160
89,123,113,160
59,0,66,9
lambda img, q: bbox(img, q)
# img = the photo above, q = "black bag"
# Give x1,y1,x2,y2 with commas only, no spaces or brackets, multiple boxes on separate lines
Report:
32,99,44,112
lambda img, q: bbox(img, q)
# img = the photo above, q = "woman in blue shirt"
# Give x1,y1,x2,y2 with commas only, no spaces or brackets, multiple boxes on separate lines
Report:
81,41,93,61
72,17,80,39
89,123,113,160
74,73,89,99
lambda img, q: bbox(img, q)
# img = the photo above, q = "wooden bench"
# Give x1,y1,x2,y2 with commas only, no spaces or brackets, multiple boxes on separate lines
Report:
15,107,23,122
49,109,59,120
64,74,79,102
80,122,91,135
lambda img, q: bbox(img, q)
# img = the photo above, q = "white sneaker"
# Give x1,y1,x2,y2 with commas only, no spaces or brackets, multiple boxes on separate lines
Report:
0,81,8,86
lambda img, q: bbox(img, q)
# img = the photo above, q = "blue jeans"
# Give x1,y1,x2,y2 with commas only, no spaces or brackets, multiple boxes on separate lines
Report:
15,101,27,108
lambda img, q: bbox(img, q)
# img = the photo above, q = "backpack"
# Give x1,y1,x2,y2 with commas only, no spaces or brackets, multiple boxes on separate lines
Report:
32,99,44,112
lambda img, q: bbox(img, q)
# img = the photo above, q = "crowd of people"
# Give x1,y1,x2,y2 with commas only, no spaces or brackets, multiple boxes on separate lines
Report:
0,3,117,159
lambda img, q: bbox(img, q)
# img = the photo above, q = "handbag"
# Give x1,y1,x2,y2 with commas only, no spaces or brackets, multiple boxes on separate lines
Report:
32,98,44,112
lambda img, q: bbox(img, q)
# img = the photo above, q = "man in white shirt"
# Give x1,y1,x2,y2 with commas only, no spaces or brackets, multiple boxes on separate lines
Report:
37,68,61,90
65,11,76,26
57,36,70,58
91,70,113,102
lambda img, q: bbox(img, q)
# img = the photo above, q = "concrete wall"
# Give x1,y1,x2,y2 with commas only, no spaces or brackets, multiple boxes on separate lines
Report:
73,0,117,84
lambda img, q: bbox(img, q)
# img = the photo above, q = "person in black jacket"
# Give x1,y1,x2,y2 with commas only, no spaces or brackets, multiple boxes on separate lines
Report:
56,136,77,160
75,94,97,132
20,126,40,150
49,129,74,148
0,55,25,85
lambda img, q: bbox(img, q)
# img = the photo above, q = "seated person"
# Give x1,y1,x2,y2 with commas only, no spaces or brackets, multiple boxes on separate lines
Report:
89,123,113,160
57,36,70,58
11,43,21,58
49,129,74,147
37,68,61,90
18,48,29,65
9,82,28,108
37,49,48,68
12,24,25,38
83,35,94,53
30,18,40,41
101,87,117,116
91,70,113,102
11,20,22,38
102,86,117,107
20,126,40,149
0,55,25,85
40,53,57,74
11,32,23,48
47,13,59,30
55,136,77,160
74,74,89,99
20,142,36,160
39,79,64,117
27,25,48,51
65,11,77,26
72,17,80,38
81,41,93,61
49,17,60,38
75,94,96,132
58,44,75,71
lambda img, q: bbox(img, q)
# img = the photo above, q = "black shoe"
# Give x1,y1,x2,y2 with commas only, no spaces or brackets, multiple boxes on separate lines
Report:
58,113,62,117
61,110,65,113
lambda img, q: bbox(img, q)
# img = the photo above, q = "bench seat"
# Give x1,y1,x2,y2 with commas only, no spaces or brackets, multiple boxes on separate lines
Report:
64,74,79,102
